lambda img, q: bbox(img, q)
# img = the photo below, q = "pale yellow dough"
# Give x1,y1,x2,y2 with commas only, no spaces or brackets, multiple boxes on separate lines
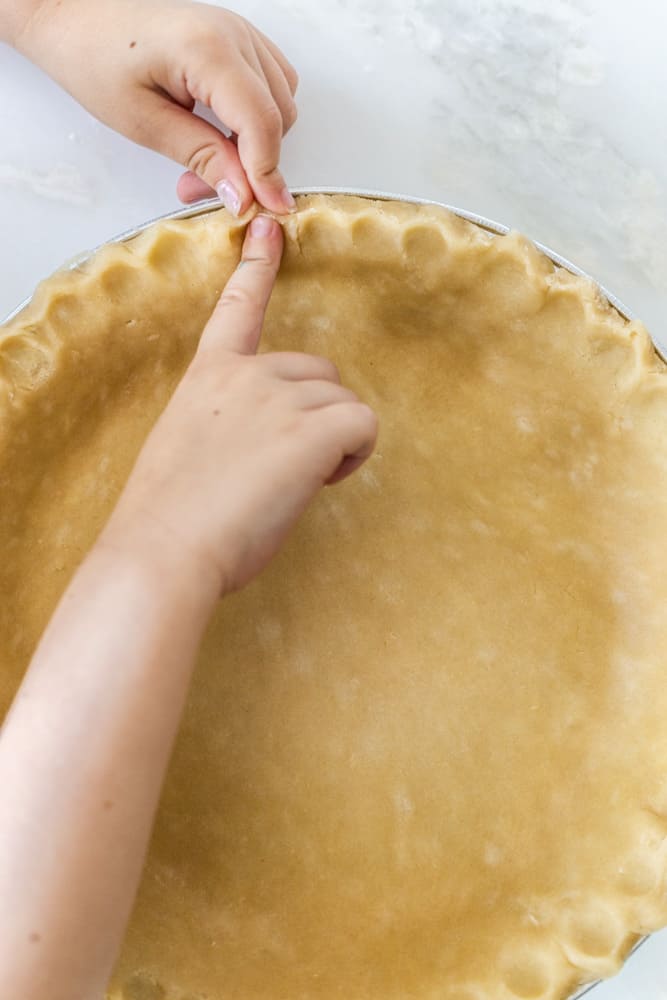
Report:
2,195,667,1000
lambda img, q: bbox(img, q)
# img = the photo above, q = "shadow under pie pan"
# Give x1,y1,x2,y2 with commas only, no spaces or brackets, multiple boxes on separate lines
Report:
2,188,666,1000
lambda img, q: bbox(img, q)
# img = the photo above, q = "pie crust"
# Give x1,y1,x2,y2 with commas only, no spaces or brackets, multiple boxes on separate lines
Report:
2,194,667,1000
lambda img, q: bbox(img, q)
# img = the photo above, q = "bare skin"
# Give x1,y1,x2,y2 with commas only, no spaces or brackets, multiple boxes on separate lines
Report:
1,0,299,213
0,2,375,994
0,215,378,1000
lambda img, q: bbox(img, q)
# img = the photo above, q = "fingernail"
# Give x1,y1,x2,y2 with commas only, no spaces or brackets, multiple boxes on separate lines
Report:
216,179,242,217
250,214,275,238
281,187,297,212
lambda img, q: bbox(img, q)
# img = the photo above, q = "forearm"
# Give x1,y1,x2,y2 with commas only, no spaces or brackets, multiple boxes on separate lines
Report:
0,525,218,1000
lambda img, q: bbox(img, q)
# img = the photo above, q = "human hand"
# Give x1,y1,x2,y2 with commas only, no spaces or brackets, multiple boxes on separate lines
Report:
103,215,377,596
12,0,298,215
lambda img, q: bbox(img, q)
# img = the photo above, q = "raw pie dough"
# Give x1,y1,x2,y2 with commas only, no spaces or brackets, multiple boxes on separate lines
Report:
2,195,667,1000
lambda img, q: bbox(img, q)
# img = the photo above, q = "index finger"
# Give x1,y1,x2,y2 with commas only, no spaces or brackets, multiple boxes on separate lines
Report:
210,68,291,214
199,215,284,356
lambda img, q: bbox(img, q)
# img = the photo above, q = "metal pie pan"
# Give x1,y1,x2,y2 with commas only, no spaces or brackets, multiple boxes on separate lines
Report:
0,188,653,996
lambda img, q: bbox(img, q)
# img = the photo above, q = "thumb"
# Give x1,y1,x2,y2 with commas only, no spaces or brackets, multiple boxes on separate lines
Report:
176,170,218,205
144,96,253,215
199,215,284,356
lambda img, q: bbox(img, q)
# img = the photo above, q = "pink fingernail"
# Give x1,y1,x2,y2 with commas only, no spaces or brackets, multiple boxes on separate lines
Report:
216,179,242,217
281,187,296,212
250,214,275,238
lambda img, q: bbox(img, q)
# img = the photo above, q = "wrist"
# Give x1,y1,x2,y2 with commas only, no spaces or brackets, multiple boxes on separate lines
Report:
0,0,47,47
96,507,222,620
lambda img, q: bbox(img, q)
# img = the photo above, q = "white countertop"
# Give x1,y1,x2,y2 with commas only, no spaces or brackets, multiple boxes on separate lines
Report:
1,1,667,996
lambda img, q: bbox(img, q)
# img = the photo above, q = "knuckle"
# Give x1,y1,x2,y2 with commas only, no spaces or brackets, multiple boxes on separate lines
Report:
261,350,289,373
286,65,299,94
218,282,257,312
235,15,256,44
252,156,281,181
179,20,227,67
185,141,221,179
283,100,298,131
256,349,277,366
184,32,217,61
358,400,377,421
320,357,340,382
275,53,299,96
256,102,283,137
360,404,379,436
